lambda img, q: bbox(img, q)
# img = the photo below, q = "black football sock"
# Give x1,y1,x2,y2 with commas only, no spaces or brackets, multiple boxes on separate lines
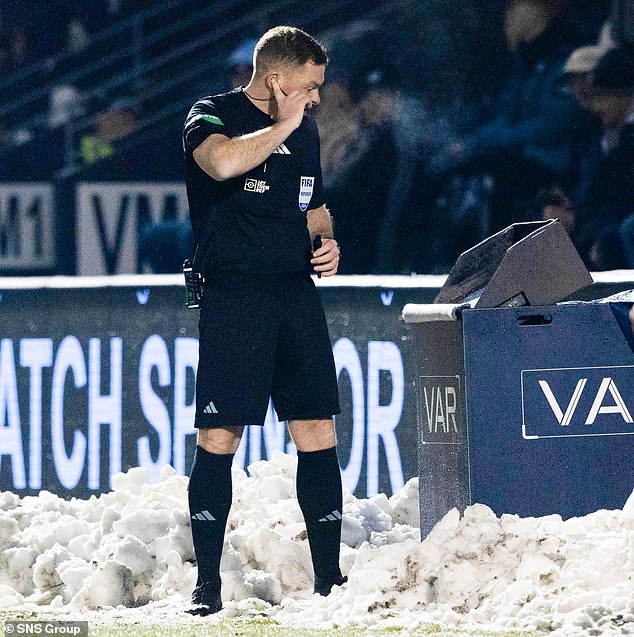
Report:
188,445,234,590
296,446,344,582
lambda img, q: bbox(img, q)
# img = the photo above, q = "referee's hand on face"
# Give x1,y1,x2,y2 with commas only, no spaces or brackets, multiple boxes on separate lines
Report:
271,77,311,132
311,238,340,277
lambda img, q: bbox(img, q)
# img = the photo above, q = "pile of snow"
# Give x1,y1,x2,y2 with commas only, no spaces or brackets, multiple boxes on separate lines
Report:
0,452,633,636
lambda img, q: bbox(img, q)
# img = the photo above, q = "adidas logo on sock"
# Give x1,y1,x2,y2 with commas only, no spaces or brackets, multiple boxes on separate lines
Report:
191,510,216,521
203,401,219,415
318,510,342,523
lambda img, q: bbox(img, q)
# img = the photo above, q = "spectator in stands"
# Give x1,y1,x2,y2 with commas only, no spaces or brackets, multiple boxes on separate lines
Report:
537,44,634,270
48,84,85,129
441,0,583,232
572,45,634,270
314,69,398,274
540,185,577,236
560,44,611,109
2,1,114,72
80,98,137,165
535,43,607,243
380,91,492,275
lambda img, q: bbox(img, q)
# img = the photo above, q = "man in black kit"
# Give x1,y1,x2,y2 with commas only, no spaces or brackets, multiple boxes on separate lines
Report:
182,26,345,616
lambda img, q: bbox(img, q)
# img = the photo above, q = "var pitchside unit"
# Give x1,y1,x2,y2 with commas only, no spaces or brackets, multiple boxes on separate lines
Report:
404,220,634,537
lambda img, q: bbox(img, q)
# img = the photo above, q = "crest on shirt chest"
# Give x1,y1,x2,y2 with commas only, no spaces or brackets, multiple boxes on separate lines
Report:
299,176,314,212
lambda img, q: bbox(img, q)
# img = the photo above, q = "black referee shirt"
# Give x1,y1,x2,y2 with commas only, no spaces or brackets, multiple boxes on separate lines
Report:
183,87,325,276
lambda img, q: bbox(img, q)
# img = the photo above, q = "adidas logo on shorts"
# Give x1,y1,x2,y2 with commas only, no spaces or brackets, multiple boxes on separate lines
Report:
203,401,219,414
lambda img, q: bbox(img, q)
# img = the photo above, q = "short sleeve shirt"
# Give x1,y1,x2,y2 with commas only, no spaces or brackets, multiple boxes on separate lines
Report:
183,87,325,275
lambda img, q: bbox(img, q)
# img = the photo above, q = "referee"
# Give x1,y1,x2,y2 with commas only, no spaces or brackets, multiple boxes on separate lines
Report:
183,26,345,616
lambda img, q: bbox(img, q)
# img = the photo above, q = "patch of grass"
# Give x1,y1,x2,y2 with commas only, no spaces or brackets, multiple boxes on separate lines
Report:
0,610,543,637
82,623,539,637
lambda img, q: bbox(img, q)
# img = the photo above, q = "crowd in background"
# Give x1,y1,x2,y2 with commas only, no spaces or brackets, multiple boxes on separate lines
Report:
313,0,634,274
0,0,153,73
1,0,633,273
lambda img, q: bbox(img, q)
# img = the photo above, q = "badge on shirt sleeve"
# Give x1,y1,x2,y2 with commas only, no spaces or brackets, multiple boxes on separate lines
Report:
299,176,315,212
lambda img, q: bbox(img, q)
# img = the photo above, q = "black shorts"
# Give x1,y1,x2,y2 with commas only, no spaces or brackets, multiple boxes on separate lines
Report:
195,271,341,427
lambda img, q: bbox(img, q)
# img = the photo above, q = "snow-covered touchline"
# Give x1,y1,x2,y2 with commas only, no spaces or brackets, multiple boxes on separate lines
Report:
0,451,633,636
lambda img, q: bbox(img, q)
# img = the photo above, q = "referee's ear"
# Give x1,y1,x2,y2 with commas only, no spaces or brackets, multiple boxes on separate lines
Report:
264,73,279,94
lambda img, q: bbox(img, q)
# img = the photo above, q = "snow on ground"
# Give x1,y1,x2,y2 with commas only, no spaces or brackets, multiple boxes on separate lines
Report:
0,452,633,636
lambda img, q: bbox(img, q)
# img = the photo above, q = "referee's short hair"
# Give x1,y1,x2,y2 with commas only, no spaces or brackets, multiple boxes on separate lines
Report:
254,26,328,73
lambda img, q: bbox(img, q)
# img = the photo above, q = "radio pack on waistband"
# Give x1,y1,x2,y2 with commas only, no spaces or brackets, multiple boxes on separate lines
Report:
183,258,205,309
